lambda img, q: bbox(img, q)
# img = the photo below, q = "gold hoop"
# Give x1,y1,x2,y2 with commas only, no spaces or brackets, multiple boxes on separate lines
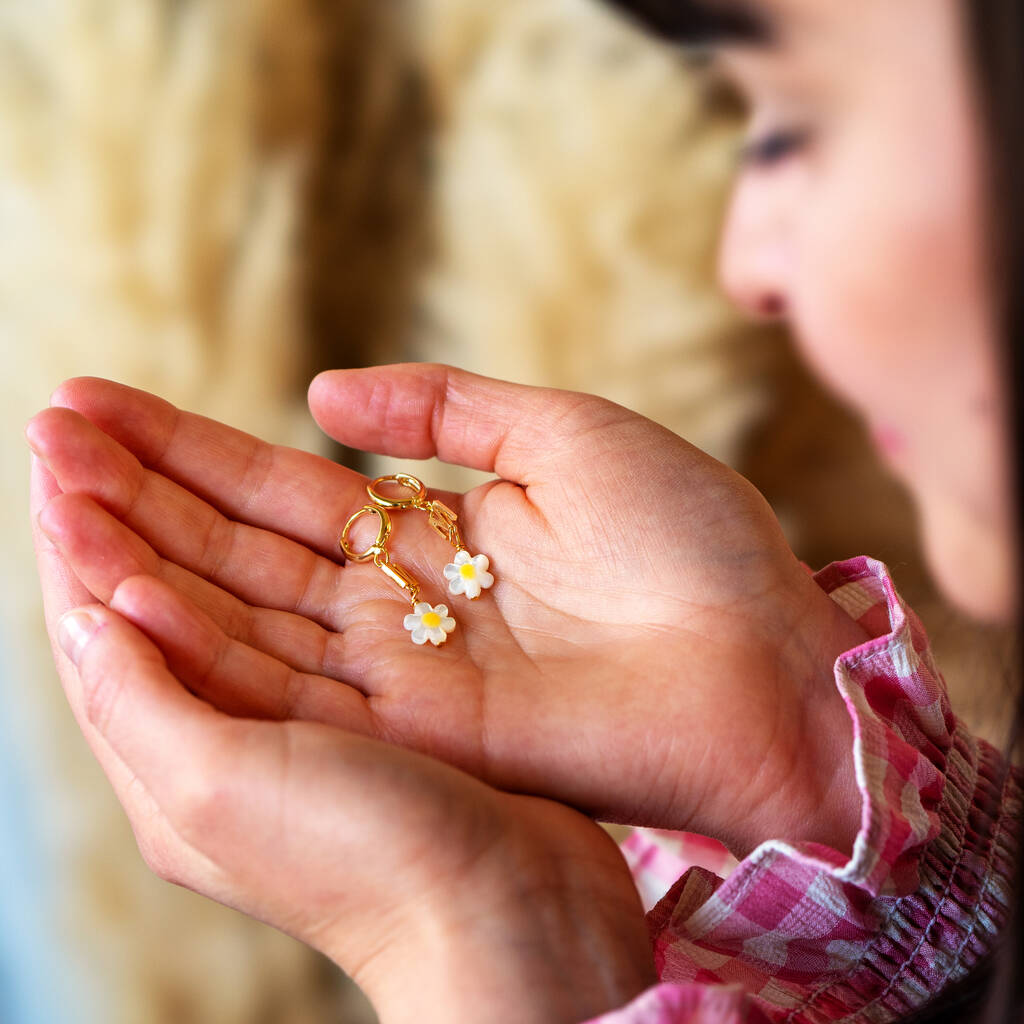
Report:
339,505,392,562
366,473,428,510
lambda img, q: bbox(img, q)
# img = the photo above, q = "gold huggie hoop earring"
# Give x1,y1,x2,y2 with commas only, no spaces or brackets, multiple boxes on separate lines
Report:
366,473,495,601
340,504,456,648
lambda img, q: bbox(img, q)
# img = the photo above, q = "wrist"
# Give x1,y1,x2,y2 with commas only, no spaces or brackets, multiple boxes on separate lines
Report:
349,819,656,1024
769,572,871,856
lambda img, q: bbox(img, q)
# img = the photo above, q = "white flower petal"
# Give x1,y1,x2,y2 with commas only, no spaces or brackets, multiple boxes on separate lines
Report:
427,628,448,646
411,626,429,645
454,550,472,566
447,576,466,596
478,570,494,590
435,604,449,617
404,614,421,630
471,554,490,572
463,579,481,600
443,563,459,580
441,616,456,633
414,602,432,615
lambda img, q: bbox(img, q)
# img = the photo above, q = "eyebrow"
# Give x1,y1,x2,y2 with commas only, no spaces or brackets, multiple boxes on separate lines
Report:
597,0,774,47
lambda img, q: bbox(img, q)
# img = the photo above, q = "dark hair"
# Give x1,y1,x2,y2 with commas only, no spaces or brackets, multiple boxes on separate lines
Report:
897,2,1024,1021
954,1,1024,1020
597,0,1024,1020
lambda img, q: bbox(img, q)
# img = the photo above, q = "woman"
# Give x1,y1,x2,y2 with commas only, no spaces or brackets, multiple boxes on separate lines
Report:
25,0,1022,1021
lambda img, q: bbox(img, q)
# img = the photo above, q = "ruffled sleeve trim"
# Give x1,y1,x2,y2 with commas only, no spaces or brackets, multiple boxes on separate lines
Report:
642,556,1020,1018
813,555,953,897
584,982,770,1023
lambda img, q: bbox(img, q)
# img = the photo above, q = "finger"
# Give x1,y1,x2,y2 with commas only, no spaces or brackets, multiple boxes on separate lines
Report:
45,377,369,559
32,464,226,895
31,456,95,632
28,407,350,629
54,602,256,893
38,490,353,679
108,574,376,728
307,363,639,484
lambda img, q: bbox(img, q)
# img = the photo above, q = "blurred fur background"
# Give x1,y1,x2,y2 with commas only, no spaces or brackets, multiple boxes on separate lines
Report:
0,0,1014,1021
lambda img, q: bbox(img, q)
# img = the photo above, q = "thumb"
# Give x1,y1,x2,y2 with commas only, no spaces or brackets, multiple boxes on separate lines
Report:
57,599,228,828
307,363,640,484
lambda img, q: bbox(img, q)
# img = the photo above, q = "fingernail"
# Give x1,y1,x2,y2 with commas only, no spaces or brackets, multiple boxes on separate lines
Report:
25,425,42,458
58,610,100,666
36,501,60,541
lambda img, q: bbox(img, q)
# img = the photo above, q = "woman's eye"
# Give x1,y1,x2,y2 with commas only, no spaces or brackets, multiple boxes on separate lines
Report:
738,128,810,169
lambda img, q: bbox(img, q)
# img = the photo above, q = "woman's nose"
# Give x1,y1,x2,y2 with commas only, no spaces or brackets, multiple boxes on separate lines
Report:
717,177,791,321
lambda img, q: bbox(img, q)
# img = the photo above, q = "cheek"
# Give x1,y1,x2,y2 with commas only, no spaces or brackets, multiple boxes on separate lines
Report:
785,0,993,425
788,125,997,454
795,149,978,380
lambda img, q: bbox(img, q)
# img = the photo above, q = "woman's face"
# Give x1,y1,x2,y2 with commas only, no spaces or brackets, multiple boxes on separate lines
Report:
714,0,1017,622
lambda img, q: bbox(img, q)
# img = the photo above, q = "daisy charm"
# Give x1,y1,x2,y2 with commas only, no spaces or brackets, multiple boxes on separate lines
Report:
443,551,494,600
404,603,456,647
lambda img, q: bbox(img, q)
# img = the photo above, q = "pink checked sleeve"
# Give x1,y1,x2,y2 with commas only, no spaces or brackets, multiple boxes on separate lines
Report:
585,556,1022,1024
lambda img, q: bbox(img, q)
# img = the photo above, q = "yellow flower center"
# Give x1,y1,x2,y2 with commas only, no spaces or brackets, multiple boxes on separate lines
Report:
459,563,477,580
421,612,442,629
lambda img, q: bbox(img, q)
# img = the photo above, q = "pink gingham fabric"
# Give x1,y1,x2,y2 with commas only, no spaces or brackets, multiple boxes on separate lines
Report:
621,830,738,913
588,556,1022,1024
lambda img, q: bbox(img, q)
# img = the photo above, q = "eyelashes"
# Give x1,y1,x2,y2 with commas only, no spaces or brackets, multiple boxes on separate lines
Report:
737,127,811,169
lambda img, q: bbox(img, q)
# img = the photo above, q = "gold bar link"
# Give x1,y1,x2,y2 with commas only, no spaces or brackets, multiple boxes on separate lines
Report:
374,551,421,605
427,500,464,551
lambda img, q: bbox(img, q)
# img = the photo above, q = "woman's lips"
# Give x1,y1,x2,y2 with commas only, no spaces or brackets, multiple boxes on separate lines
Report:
870,423,907,460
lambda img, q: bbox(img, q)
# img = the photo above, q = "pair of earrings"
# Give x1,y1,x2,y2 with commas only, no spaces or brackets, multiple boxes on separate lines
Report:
339,473,495,648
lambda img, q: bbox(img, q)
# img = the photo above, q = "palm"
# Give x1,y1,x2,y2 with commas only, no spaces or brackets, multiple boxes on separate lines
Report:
165,709,655,988
31,364,861,853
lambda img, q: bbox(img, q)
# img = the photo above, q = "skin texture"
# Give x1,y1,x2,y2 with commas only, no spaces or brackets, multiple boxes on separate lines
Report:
27,0,1011,1019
